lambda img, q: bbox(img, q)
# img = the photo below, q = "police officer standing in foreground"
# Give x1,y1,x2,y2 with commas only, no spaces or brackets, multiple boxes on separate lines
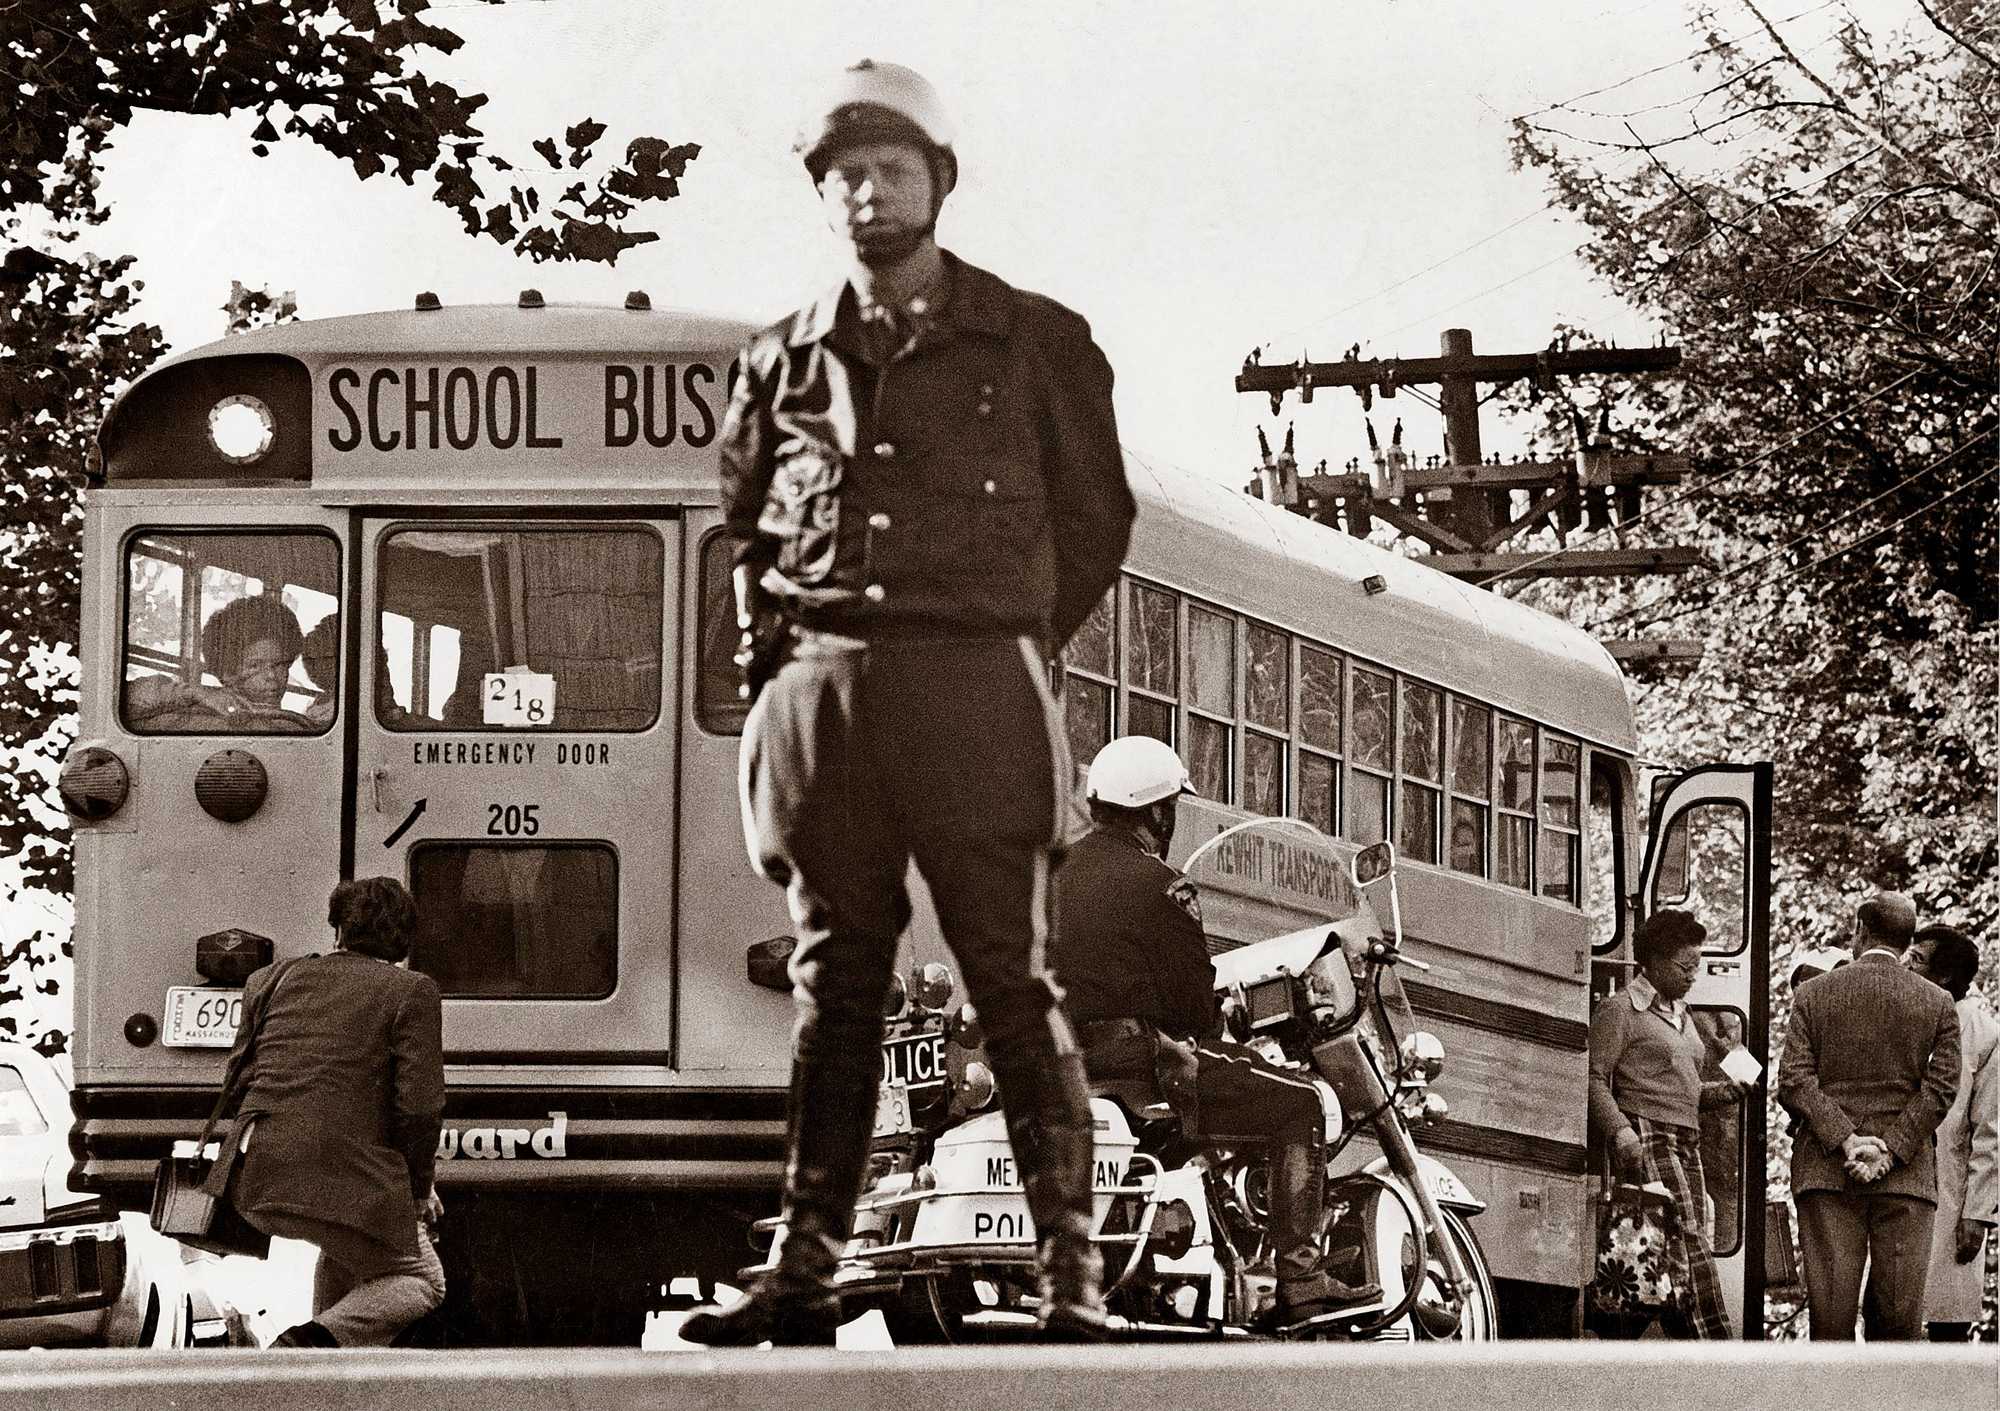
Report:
1049,737,1379,1329
682,60,1135,1345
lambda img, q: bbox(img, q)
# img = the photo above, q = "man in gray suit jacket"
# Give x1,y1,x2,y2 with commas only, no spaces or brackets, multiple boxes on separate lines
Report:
1777,890,1960,1340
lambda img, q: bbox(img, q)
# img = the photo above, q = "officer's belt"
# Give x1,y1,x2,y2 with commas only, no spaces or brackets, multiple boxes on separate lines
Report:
1079,1017,1156,1046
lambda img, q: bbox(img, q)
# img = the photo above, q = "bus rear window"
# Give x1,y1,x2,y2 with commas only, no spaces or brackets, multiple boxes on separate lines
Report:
408,842,616,998
122,531,339,735
378,527,663,732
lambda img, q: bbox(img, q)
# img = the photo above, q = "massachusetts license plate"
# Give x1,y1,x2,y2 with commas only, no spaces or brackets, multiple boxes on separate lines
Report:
882,1031,947,1090
162,987,245,1047
873,1081,913,1139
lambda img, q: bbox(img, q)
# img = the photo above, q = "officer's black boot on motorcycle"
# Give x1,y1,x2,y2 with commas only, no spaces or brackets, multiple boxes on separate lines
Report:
1269,1130,1379,1326
996,1046,1108,1341
679,1049,876,1347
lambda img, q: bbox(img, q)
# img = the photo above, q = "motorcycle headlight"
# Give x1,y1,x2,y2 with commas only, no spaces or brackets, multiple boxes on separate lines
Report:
1399,1030,1445,1083
882,969,908,1020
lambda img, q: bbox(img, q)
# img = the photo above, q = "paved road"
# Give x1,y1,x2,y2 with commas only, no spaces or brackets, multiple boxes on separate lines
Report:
0,1342,1991,1411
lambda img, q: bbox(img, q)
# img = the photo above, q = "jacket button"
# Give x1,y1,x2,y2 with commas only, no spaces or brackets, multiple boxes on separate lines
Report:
864,584,887,602
978,403,993,416
868,512,891,530
874,440,896,458
983,479,998,494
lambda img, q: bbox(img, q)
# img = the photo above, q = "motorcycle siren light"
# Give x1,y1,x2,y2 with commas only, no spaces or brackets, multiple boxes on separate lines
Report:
1420,1092,1450,1125
955,1060,996,1112
1085,735,1194,809
882,968,909,1020
208,394,276,465
1399,1030,1445,1083
946,1003,983,1050
911,961,954,1011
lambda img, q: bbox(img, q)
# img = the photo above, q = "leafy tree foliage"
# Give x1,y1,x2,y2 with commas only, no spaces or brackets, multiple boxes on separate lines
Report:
1497,1,1996,1331
0,3,698,1044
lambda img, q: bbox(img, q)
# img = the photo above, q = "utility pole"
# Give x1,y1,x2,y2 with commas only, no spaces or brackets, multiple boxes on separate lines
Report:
1236,327,1698,583
1235,325,1702,668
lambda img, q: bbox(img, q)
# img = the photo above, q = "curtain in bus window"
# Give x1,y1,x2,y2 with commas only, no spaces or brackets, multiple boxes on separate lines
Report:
408,842,616,998
122,531,340,734
379,529,662,731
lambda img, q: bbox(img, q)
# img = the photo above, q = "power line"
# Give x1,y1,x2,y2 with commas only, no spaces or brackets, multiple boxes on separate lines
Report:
1595,430,1997,634
1475,368,1922,587
1515,0,1841,119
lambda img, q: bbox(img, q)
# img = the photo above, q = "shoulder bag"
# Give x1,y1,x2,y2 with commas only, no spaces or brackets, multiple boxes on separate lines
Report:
149,956,305,1258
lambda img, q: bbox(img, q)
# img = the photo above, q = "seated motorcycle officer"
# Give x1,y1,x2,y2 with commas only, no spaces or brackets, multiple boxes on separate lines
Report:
1049,736,1380,1327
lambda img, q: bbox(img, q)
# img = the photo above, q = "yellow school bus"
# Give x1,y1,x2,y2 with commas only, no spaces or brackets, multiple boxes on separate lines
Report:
60,296,1771,1343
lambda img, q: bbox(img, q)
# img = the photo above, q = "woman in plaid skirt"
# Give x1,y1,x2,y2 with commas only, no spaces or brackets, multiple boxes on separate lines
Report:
1587,909,1753,1338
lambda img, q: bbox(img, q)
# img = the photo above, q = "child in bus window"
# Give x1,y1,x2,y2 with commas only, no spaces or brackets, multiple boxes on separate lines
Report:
125,594,313,731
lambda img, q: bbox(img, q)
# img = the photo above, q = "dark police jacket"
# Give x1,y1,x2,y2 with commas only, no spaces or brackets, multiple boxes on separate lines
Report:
718,252,1134,651
1051,827,1222,1043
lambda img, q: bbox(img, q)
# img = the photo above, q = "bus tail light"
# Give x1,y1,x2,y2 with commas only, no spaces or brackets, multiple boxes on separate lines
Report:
194,750,268,823
196,928,274,985
58,743,129,822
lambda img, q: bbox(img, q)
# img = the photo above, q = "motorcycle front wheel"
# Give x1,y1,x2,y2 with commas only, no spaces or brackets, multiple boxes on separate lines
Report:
1363,1186,1500,1341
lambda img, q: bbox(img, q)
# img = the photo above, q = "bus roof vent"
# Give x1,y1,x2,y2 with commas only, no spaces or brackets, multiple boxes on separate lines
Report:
624,290,652,311
413,291,442,311
518,288,545,309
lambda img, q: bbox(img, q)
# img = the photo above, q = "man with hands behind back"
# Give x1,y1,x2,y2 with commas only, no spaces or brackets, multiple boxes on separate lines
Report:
1777,890,1960,1340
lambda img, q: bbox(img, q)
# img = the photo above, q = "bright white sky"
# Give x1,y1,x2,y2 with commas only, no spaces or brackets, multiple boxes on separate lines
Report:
86,0,1903,484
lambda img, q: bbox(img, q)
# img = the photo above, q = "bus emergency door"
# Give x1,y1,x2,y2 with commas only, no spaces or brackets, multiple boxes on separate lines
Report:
1639,761,1774,1338
350,515,680,1063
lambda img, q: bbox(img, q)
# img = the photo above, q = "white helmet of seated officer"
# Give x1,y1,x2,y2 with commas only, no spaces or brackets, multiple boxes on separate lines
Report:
1085,736,1193,809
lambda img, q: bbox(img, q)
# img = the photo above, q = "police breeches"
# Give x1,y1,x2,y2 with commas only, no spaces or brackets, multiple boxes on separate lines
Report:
1196,1038,1328,1283
740,629,1074,1067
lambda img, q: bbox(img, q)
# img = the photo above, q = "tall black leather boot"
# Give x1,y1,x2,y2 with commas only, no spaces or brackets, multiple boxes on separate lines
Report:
1270,1127,1378,1320
994,1047,1107,1341
679,1045,879,1347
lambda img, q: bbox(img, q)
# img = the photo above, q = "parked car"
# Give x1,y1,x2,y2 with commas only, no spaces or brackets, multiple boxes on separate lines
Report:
0,1041,189,1348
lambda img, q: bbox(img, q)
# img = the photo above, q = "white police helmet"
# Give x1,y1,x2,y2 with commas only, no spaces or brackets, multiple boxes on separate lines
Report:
1085,736,1193,810
793,59,958,196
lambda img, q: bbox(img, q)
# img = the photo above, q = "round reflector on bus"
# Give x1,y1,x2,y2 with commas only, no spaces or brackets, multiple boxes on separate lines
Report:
58,744,130,822
208,394,276,464
194,749,269,823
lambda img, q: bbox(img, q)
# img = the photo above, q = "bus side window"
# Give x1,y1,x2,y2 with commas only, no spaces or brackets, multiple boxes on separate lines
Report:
1124,582,1177,747
695,532,749,736
1495,715,1535,889
1060,587,1116,775
1539,734,1580,903
1347,668,1393,845
1449,698,1491,877
121,530,339,735
1587,753,1628,954
1297,645,1342,836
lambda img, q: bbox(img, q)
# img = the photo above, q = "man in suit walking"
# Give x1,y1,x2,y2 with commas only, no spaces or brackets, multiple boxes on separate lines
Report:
1778,890,1960,1340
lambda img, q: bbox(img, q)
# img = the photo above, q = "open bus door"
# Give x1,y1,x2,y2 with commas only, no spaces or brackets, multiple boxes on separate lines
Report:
1637,761,1774,1338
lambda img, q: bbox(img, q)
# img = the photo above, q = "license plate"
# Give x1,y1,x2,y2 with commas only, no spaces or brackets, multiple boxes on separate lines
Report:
162,987,245,1047
882,1032,947,1090
873,1081,913,1139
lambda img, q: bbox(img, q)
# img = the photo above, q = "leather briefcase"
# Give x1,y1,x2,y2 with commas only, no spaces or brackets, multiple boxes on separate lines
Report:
150,1135,270,1260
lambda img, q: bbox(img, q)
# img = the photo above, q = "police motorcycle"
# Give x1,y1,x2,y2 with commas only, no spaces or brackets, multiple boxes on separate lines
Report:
812,838,1498,1343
